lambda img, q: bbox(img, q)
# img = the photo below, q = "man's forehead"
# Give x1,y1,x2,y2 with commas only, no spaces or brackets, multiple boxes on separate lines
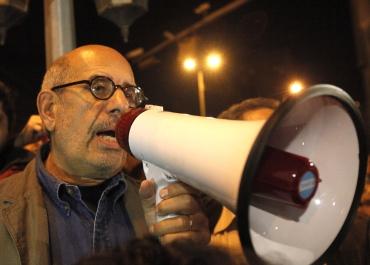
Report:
69,45,122,59
67,47,135,83
79,66,135,83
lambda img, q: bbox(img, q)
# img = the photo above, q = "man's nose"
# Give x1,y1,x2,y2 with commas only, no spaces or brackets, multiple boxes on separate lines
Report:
106,89,130,115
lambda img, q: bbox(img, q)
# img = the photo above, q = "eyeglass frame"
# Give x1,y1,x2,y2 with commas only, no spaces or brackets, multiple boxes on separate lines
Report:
50,75,148,108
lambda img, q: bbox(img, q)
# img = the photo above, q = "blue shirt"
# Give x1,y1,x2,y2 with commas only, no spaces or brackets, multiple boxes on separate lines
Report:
36,145,135,265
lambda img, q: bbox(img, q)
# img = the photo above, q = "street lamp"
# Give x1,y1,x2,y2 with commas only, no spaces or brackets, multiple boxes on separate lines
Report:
183,57,197,71
206,52,222,70
289,80,305,95
183,52,223,116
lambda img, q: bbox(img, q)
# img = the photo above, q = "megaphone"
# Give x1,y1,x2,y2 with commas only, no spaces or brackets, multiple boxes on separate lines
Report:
115,84,367,265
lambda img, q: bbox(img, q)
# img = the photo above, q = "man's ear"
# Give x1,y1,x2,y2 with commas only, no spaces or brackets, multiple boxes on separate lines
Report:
37,91,58,132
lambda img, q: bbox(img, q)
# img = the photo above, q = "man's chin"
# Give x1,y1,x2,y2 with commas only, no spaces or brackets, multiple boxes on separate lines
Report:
77,166,123,185
76,152,126,180
94,160,125,177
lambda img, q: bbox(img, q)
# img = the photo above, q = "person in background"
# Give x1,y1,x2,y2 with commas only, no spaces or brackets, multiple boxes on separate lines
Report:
15,114,47,153
0,44,210,265
77,236,237,265
217,97,279,121
0,81,46,180
210,97,280,265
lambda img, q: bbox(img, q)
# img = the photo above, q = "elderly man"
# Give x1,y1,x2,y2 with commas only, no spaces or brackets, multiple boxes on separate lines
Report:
0,45,210,265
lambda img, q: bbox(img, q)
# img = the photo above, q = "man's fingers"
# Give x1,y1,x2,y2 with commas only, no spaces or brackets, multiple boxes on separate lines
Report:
139,179,156,226
139,180,210,246
157,194,200,216
151,213,208,236
159,182,199,200
139,179,156,200
157,213,211,246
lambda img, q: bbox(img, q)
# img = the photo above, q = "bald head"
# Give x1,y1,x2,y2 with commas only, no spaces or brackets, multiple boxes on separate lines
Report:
41,45,133,91
37,44,136,182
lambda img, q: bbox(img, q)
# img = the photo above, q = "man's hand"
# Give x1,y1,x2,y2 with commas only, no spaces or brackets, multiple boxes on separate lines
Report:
139,179,210,245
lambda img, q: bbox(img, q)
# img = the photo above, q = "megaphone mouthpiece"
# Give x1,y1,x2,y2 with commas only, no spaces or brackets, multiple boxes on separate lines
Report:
116,108,147,154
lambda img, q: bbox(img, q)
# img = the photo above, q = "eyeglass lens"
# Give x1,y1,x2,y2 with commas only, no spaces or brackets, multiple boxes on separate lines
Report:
91,77,114,99
90,77,145,107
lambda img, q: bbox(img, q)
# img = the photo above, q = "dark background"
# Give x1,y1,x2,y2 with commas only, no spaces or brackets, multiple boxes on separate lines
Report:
0,0,362,132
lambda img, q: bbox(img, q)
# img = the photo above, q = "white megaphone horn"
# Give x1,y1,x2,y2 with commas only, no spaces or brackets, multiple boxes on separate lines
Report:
115,84,367,265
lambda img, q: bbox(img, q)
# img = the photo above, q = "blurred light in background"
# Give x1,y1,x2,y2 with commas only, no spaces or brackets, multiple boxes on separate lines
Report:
181,51,224,116
289,80,304,95
183,57,197,71
206,52,222,70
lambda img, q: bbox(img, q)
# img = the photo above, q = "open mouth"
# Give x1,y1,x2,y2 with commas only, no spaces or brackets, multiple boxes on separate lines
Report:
96,130,116,139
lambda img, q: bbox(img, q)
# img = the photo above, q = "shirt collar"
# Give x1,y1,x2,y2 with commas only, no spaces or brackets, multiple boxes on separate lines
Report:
36,144,127,215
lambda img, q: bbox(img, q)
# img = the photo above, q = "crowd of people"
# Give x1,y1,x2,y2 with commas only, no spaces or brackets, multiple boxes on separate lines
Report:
0,44,368,265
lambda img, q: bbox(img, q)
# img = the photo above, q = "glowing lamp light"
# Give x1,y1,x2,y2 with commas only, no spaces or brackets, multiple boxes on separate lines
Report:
183,57,197,71
181,51,224,116
289,81,304,95
206,52,222,70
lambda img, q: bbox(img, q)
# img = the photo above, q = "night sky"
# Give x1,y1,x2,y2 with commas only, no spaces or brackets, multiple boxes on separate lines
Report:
0,0,362,132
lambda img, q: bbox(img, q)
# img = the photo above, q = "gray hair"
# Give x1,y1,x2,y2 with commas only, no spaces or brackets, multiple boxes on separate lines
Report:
41,56,75,91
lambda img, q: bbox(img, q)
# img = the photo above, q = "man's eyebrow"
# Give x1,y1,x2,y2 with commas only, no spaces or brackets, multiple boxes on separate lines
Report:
88,74,136,87
121,81,137,87
89,74,112,80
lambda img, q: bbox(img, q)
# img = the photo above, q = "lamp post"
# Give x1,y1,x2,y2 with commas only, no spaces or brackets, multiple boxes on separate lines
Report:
196,70,206,116
183,52,222,116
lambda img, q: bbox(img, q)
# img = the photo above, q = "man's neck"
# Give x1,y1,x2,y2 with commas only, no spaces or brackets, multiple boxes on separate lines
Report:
45,153,105,186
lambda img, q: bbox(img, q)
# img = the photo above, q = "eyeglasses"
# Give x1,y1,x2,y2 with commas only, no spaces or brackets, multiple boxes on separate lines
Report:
51,76,148,108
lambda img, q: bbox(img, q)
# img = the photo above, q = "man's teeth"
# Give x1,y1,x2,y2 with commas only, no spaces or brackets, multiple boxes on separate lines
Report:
99,135,116,140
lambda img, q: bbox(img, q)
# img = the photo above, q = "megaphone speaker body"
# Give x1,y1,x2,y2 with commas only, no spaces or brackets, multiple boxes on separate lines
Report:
116,84,367,265
128,110,263,211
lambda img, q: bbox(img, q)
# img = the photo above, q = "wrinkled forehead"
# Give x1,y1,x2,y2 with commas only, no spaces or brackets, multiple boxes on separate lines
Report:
68,47,135,84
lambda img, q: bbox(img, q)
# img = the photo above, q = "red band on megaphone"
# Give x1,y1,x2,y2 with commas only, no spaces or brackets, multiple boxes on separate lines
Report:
116,108,147,155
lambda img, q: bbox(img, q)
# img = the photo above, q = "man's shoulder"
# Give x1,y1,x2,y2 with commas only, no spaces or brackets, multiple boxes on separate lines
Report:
0,159,38,200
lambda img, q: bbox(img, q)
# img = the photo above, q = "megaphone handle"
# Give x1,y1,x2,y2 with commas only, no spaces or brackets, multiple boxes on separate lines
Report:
142,161,178,222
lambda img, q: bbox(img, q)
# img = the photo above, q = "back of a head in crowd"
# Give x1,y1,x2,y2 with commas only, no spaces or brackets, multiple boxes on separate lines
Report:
76,236,238,265
0,81,15,135
218,97,280,120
